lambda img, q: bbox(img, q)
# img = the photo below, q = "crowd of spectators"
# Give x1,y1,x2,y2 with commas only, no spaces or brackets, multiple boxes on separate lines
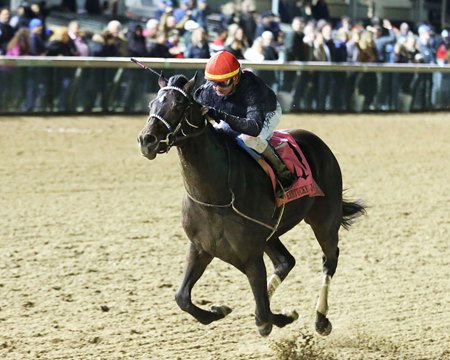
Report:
1,0,449,112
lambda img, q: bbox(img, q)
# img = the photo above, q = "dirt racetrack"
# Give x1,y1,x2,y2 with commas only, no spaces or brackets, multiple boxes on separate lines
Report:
0,113,449,360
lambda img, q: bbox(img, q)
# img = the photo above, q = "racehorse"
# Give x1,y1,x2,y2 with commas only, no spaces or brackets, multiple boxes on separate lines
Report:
137,72,365,337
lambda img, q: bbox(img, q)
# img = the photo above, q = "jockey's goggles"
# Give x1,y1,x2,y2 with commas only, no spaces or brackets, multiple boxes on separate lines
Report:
208,78,233,88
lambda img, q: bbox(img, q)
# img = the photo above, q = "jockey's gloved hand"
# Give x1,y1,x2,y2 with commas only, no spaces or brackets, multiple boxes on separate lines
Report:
207,107,252,133
206,107,225,123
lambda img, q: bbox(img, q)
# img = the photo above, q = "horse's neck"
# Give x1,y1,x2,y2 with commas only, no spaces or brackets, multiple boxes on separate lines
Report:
177,127,231,203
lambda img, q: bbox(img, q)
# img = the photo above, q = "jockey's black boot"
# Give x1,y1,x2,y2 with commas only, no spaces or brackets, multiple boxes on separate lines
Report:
262,145,297,195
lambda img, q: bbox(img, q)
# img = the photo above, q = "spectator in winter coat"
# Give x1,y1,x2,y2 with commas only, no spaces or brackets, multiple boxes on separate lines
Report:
238,0,256,46
24,18,48,111
144,18,159,41
6,27,30,55
45,27,78,111
2,26,30,111
397,22,412,44
127,23,148,56
356,30,378,110
29,18,46,55
0,7,15,55
283,16,306,92
244,37,265,62
261,30,279,90
255,11,282,44
173,0,193,25
417,24,437,63
148,32,174,58
10,3,34,31
82,33,107,111
121,23,148,112
224,24,248,59
87,33,107,56
102,20,128,56
436,29,450,64
371,19,396,63
394,34,420,64
191,0,208,30
45,27,76,56
415,24,437,109
284,17,306,62
68,20,89,56
30,1,51,41
394,34,421,96
261,30,278,61
160,3,190,38
185,26,209,58
346,28,362,62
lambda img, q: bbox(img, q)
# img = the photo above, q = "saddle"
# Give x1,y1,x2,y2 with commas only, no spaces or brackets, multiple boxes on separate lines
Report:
237,131,324,206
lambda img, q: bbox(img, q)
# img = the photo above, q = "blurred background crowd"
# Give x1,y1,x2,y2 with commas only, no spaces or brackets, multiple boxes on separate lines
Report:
0,0,449,113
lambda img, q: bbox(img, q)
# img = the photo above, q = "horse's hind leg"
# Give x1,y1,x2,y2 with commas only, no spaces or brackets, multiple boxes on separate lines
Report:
265,237,296,299
245,257,298,337
310,224,340,336
175,243,232,325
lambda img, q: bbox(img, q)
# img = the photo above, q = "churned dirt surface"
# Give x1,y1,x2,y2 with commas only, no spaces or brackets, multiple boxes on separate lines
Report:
0,113,449,360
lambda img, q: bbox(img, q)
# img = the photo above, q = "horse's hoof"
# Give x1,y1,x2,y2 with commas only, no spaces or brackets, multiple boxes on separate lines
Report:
257,322,273,337
315,311,332,336
273,310,298,328
282,309,299,321
210,305,232,318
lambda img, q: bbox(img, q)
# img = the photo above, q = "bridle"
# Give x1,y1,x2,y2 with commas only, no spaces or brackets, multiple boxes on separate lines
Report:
147,85,207,153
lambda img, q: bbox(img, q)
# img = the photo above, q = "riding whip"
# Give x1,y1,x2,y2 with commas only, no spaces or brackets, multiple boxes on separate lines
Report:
130,58,161,77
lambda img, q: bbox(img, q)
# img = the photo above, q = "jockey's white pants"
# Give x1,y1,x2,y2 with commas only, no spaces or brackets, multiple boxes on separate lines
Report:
215,101,282,154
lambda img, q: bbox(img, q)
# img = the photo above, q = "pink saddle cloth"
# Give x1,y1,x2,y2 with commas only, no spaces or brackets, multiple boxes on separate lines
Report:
265,131,324,206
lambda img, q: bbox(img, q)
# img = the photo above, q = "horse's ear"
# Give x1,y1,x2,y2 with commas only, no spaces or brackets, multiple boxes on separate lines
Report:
183,72,198,94
158,72,168,88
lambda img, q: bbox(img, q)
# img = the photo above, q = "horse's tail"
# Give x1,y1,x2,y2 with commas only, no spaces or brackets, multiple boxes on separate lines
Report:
341,198,366,230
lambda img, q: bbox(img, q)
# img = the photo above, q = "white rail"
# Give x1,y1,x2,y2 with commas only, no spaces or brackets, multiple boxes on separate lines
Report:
1,56,450,73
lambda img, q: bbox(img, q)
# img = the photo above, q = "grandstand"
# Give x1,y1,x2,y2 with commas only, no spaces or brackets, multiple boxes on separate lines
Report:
2,1,449,30
1,0,449,115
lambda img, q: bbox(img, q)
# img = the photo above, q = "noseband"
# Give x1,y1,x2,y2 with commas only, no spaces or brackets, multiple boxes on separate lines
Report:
147,85,207,153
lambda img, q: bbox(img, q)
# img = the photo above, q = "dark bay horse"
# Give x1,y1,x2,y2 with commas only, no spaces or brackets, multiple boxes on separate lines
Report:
137,73,365,337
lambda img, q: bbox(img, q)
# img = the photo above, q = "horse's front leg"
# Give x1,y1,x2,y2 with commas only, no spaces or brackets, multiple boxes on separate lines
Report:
245,257,298,337
175,242,232,325
265,237,296,300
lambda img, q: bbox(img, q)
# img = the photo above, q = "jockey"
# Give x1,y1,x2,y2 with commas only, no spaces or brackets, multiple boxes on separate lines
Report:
194,50,297,192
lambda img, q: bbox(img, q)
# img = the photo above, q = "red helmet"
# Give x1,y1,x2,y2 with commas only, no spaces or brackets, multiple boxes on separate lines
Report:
205,51,241,81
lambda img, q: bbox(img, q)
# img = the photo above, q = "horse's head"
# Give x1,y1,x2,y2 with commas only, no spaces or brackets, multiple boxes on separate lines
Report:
137,72,203,160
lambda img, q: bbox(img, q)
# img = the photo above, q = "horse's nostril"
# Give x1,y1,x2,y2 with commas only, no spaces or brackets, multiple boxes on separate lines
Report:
143,134,157,146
